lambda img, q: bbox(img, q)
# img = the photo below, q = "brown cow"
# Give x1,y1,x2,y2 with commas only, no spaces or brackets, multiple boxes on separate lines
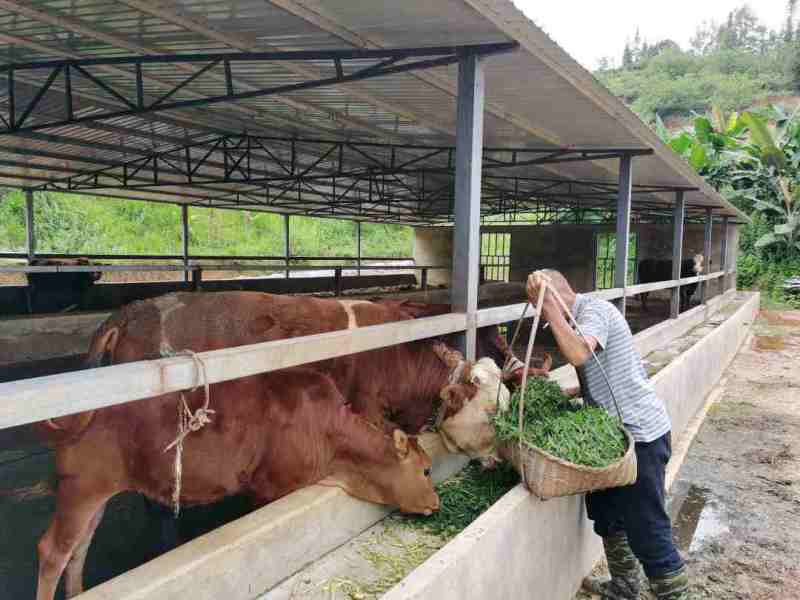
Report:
35,356,438,599
86,292,531,439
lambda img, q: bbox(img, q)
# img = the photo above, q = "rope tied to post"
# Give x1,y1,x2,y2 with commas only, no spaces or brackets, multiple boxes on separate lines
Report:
162,349,215,516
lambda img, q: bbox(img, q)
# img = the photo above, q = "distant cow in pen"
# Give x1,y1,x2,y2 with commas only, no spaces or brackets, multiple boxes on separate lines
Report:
26,258,102,314
637,254,704,312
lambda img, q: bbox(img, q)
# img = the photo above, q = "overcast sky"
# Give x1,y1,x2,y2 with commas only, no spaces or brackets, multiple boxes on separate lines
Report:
513,1,789,69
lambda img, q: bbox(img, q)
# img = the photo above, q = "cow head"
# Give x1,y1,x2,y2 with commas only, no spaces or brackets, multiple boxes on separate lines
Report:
433,343,510,466
693,253,705,275
369,429,440,515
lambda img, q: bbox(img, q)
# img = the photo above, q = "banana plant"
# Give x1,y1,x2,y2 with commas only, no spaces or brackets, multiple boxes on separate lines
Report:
735,109,800,251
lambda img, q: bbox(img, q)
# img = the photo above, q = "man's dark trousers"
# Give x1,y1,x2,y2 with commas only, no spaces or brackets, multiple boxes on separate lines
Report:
586,431,684,577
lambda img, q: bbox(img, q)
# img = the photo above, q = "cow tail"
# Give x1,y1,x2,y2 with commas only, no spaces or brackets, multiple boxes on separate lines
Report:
37,325,120,445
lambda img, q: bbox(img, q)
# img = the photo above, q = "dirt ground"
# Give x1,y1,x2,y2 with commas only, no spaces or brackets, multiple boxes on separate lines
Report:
578,309,800,600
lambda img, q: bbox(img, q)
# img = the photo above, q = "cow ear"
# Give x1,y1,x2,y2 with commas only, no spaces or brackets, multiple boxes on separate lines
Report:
393,429,409,458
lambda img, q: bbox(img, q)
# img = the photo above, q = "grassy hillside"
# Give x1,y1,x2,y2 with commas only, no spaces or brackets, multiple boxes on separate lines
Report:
0,189,413,259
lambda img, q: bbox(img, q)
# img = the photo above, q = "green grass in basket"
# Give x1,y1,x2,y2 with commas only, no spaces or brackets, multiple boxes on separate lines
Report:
494,377,627,468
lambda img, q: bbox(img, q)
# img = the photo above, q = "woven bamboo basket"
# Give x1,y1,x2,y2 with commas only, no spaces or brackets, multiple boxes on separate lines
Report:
504,274,639,500
498,426,637,500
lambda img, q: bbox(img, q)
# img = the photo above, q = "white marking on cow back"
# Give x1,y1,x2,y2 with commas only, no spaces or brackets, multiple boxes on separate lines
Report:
337,300,371,330
152,294,186,355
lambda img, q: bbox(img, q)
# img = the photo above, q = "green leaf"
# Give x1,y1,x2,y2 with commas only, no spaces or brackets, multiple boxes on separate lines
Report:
711,105,726,132
726,112,744,136
688,144,708,170
654,113,670,142
694,117,713,142
740,112,786,171
668,133,692,155
753,199,784,214
755,232,780,248
774,223,794,235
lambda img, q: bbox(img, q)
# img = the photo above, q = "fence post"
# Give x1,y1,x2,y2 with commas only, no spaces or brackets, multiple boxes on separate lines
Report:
701,208,713,303
614,155,633,316
181,204,190,283
284,214,290,279
25,189,35,263
334,267,343,297
670,191,686,318
356,221,362,277
720,216,730,292
191,267,202,291
421,267,428,291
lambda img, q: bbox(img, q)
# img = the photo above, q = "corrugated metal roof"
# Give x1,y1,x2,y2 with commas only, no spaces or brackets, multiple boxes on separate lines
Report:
0,0,746,222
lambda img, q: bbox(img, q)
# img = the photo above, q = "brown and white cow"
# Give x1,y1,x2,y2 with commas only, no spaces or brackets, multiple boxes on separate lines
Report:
85,292,540,447
35,357,438,599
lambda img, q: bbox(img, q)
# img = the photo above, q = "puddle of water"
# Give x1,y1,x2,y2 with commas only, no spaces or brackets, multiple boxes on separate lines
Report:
673,485,730,554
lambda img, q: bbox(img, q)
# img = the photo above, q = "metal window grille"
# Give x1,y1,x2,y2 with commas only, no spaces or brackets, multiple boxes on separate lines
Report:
480,232,511,283
595,232,638,289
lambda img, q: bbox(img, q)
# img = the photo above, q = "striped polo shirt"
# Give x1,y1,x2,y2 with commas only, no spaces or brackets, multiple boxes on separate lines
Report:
572,294,671,443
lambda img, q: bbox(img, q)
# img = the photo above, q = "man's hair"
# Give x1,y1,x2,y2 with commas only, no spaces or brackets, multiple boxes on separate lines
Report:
540,269,574,295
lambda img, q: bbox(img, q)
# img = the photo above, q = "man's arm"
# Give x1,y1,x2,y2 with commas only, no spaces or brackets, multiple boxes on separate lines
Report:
546,309,598,367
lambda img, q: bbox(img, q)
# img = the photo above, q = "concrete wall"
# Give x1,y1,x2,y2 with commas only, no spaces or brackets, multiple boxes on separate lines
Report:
413,227,453,287
414,223,738,298
382,292,759,600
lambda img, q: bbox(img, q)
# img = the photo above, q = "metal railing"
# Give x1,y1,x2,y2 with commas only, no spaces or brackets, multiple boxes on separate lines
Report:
0,269,734,431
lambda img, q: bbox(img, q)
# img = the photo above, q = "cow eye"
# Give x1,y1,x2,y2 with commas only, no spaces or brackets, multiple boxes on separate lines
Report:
424,468,431,477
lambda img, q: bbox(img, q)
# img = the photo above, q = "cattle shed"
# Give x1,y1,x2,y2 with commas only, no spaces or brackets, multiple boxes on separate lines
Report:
0,1,752,599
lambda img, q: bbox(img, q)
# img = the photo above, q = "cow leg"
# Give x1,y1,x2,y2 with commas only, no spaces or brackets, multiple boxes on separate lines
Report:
64,503,106,597
36,478,114,600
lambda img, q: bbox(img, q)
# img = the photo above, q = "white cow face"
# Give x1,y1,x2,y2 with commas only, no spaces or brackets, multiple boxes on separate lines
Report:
438,358,510,466
693,253,705,274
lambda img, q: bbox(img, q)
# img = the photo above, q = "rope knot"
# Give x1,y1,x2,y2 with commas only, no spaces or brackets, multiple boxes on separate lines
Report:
162,349,213,516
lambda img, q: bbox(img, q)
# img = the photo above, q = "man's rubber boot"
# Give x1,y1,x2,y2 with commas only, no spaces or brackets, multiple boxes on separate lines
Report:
582,533,641,599
648,565,690,600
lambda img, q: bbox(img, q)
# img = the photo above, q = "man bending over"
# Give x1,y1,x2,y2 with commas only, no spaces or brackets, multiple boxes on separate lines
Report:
526,270,688,600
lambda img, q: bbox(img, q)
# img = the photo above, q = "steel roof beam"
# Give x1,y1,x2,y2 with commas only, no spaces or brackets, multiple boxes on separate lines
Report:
1,44,515,137
0,1,390,138
117,0,461,139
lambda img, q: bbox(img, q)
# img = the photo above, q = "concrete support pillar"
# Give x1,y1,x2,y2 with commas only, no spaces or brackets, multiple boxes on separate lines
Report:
613,155,633,315
720,216,730,291
701,208,713,303
181,204,189,283
284,214,290,279
25,189,35,262
451,52,485,361
670,191,686,318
